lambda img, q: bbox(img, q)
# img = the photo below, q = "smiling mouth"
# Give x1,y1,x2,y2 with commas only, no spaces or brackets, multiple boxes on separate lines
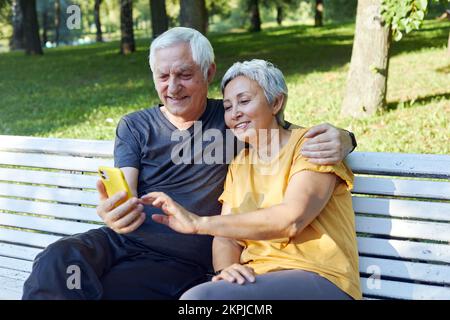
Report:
233,121,250,130
167,96,188,103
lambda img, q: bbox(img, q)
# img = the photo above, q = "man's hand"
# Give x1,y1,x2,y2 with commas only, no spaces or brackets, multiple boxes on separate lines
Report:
301,123,353,165
96,180,146,234
212,264,256,285
141,192,201,234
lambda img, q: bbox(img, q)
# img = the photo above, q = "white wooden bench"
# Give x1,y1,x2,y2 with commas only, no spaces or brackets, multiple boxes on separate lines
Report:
0,135,449,300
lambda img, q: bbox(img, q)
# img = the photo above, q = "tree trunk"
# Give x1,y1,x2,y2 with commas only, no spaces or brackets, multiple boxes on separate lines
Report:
150,0,168,39
94,0,103,42
42,10,48,47
10,0,24,50
54,0,60,46
315,0,323,27
249,0,261,32
341,0,391,118
180,0,208,35
120,0,135,54
276,5,283,26
20,0,43,55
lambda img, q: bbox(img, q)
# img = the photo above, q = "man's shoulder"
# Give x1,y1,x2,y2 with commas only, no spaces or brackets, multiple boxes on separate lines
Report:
207,98,223,108
119,106,162,132
122,105,159,122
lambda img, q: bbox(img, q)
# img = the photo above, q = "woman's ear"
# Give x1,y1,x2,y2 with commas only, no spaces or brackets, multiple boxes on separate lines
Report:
207,63,217,84
272,95,285,115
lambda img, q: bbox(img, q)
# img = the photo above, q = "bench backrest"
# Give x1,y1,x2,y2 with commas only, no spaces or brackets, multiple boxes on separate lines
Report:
0,135,449,299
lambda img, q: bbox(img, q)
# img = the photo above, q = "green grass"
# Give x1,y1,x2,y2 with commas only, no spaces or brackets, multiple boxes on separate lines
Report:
0,20,449,153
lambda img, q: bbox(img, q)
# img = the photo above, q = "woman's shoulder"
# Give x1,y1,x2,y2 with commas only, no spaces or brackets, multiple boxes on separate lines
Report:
289,128,309,149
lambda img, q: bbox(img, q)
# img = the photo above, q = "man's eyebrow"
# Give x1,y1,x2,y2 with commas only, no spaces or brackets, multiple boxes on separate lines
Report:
156,64,194,74
178,64,195,72
155,67,168,74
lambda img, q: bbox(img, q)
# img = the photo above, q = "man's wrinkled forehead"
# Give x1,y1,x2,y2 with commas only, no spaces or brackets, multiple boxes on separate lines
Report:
155,61,197,74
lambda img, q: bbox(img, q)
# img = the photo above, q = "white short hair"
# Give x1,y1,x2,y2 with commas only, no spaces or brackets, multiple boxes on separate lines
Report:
221,59,288,127
149,27,215,80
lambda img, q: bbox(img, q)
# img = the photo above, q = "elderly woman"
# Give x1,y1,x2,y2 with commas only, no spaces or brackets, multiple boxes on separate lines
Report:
142,59,362,300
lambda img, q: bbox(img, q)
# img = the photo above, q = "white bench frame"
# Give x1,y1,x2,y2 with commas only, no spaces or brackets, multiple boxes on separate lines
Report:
0,135,449,300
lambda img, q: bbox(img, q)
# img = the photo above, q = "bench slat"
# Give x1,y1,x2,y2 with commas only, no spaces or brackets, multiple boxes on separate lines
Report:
0,168,97,189
0,213,100,236
0,266,30,282
0,151,113,172
360,276,450,299
352,197,450,222
353,176,450,200
359,256,450,285
347,152,450,178
0,256,33,273
0,280,22,300
0,268,29,300
0,135,114,157
357,237,450,264
5,240,444,284
0,243,41,261
355,216,450,242
0,228,61,248
0,198,103,223
0,182,98,206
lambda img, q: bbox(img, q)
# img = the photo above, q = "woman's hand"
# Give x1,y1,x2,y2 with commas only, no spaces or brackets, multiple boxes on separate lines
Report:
212,264,256,285
141,192,201,234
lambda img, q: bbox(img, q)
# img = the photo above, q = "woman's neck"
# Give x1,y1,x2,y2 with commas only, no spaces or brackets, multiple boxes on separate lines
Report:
249,125,291,161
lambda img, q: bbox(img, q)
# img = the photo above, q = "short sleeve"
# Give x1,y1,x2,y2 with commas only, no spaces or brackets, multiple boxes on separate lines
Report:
114,117,141,169
218,163,234,205
289,138,354,191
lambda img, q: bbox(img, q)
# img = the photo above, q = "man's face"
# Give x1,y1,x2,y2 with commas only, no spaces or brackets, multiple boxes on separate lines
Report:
153,42,211,120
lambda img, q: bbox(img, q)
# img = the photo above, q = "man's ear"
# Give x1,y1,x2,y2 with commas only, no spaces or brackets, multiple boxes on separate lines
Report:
272,95,285,115
207,63,217,84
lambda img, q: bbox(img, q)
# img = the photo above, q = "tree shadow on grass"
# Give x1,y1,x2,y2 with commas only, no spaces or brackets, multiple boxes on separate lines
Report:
435,64,450,73
386,92,450,111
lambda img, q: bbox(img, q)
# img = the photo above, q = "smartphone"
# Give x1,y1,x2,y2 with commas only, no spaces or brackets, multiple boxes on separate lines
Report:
98,166,132,207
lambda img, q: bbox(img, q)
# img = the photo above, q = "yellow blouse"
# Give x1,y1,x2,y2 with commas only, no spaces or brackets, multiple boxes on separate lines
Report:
219,128,362,300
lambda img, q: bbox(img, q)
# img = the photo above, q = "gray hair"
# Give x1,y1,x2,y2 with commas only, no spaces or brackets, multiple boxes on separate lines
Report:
149,27,215,80
221,59,288,127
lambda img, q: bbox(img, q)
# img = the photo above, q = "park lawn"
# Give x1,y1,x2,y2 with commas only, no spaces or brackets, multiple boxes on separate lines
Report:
0,19,448,154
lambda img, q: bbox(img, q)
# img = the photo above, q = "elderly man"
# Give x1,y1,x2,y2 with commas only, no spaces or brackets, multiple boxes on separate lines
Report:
22,27,357,300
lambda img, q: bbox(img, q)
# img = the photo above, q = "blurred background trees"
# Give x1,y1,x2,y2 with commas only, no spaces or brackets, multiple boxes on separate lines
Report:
0,0,359,52
3,0,446,53
0,0,448,119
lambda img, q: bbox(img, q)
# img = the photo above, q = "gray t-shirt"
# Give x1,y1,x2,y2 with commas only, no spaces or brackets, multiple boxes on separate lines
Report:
114,99,236,272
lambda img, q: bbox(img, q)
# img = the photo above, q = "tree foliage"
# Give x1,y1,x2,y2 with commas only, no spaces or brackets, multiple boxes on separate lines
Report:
382,0,449,41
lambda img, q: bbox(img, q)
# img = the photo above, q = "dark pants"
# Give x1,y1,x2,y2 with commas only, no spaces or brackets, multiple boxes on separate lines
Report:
22,227,208,300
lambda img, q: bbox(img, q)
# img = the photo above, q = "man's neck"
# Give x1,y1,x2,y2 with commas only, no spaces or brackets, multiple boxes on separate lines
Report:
160,103,207,130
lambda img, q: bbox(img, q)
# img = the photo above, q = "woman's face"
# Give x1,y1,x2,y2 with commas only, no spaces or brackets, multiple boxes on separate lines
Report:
223,76,280,143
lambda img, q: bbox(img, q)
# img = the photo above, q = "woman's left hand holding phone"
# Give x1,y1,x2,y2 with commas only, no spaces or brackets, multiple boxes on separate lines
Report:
96,180,146,234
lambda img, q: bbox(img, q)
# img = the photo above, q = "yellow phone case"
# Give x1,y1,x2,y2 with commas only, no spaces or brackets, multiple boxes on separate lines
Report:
98,166,132,207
